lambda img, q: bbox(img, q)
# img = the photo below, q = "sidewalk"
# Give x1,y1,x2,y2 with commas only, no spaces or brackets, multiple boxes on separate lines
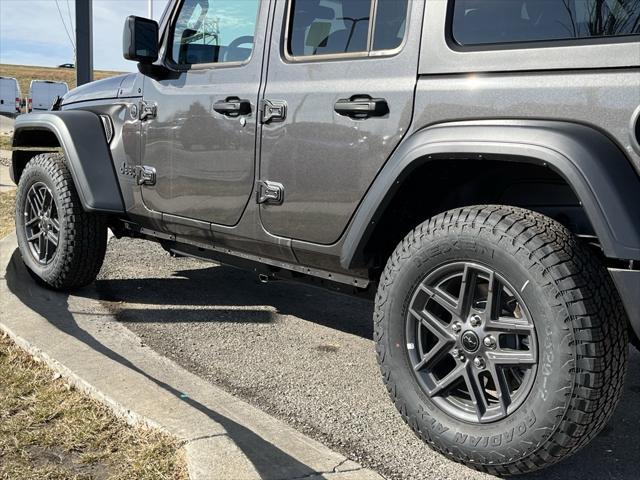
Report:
0,233,382,480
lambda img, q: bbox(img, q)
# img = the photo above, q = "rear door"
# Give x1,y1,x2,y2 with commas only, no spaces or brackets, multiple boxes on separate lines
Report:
258,0,423,244
140,0,267,226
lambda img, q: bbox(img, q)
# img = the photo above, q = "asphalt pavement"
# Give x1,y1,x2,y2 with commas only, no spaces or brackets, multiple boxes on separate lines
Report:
96,238,640,480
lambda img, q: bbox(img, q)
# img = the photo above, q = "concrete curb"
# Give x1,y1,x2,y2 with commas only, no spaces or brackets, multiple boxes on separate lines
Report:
0,233,383,480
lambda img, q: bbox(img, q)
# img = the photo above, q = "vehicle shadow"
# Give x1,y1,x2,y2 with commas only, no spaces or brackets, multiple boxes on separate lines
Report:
93,264,375,340
93,261,640,480
4,250,332,480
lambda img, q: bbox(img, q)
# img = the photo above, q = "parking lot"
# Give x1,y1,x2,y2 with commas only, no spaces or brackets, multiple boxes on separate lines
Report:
94,237,639,480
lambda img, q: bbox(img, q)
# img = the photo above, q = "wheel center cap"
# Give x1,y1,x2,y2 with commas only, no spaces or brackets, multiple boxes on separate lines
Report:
461,331,480,353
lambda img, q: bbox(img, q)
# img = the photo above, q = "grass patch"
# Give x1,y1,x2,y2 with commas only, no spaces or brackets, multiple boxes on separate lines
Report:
0,334,188,480
0,190,16,238
0,134,11,151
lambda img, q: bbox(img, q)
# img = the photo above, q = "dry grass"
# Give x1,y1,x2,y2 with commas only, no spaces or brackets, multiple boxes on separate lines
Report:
0,334,188,480
0,134,11,151
0,64,123,99
0,190,16,238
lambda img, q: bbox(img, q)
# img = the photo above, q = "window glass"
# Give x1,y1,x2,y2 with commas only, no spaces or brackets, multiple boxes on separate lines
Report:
289,0,372,56
373,0,409,50
452,0,640,46
172,0,259,65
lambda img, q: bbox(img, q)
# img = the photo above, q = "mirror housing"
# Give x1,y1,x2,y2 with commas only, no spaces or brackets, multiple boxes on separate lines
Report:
123,16,159,64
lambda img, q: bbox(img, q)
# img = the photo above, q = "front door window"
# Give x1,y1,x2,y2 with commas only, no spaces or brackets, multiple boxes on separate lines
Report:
172,0,260,65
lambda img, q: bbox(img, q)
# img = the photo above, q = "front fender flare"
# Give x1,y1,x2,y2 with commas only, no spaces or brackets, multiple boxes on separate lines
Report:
341,120,640,268
12,111,124,214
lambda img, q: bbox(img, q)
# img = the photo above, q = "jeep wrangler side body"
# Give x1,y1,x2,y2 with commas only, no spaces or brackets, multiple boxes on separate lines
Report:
11,0,640,475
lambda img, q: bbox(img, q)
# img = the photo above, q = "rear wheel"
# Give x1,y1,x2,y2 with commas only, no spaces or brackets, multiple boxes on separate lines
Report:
375,205,628,475
15,153,107,290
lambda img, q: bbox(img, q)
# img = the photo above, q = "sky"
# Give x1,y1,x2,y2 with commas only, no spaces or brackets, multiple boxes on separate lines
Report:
0,0,170,72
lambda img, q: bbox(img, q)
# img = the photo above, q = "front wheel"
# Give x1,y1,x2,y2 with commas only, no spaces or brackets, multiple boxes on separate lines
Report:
375,206,628,475
15,153,107,291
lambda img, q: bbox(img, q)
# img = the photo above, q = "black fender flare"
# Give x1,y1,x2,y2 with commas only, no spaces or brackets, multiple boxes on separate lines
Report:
11,111,124,214
341,120,640,268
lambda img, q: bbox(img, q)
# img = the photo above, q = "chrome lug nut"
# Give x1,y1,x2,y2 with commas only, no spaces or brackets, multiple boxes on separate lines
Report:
451,348,461,358
483,335,497,349
452,322,462,334
469,314,482,327
473,357,486,369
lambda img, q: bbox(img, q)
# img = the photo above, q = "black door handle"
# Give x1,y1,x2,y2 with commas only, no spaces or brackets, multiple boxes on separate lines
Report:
334,95,389,119
213,97,251,117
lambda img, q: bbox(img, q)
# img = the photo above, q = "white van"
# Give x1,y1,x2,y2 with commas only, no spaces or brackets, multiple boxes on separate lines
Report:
0,76,22,116
28,80,68,112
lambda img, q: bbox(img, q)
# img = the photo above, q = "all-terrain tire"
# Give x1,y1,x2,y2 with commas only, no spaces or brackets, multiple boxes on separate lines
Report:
15,153,107,291
375,205,628,475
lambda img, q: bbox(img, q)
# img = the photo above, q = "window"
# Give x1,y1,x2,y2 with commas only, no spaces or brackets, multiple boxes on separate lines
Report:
172,0,259,65
288,0,408,58
452,0,640,46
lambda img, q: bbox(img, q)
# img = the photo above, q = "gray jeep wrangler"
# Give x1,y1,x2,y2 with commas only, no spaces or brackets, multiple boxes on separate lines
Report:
10,0,640,475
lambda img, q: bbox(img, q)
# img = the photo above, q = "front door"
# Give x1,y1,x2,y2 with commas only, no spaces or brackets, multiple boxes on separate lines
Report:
259,0,423,244
141,0,267,226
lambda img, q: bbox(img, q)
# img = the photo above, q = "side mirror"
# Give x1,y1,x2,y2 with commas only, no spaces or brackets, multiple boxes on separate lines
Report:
123,16,159,64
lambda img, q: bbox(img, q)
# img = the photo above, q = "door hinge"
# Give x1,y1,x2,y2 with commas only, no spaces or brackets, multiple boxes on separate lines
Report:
260,100,287,124
257,180,284,205
139,101,157,121
136,165,157,186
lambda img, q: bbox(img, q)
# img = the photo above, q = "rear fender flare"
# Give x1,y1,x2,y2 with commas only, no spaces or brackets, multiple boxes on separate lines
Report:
341,120,640,268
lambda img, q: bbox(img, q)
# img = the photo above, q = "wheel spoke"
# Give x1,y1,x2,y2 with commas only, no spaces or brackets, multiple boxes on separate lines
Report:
463,363,488,421
47,231,59,247
487,349,536,366
489,365,511,416
411,307,454,341
25,216,40,227
38,233,46,261
414,337,454,372
457,264,478,318
484,271,498,319
486,318,534,336
429,363,466,396
50,217,60,233
27,194,40,216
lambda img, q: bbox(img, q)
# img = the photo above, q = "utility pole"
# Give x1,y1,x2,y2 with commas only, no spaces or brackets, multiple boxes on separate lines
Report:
149,0,153,19
75,0,93,86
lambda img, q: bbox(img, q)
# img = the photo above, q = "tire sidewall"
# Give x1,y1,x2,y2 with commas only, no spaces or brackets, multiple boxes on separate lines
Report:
379,228,575,464
15,159,68,283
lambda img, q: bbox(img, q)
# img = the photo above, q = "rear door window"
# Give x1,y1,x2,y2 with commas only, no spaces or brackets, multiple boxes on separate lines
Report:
452,0,640,46
288,0,409,58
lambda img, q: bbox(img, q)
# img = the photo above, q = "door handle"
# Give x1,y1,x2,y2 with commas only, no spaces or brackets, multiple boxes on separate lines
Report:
334,95,389,119
213,97,251,117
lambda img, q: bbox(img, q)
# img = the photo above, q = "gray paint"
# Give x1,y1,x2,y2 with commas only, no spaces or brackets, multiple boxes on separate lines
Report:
412,70,640,175
258,0,424,245
138,0,272,227
420,1,640,75
63,74,137,106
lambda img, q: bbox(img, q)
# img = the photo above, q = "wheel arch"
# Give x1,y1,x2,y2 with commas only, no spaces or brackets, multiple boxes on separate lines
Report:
11,111,124,214
341,120,640,270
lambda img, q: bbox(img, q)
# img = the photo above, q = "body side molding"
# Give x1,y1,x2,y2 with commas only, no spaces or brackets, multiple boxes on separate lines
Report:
341,120,640,268
12,111,125,214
